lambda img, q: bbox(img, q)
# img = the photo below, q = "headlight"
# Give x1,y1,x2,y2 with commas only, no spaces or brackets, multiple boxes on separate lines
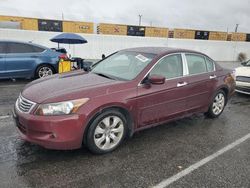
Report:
35,98,89,116
231,69,236,80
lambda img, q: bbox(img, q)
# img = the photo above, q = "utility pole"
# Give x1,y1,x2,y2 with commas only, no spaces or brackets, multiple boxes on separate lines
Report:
138,14,142,26
62,12,64,21
235,24,239,32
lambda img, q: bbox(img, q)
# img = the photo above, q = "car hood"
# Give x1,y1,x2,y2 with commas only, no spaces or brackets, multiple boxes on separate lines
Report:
22,71,121,103
235,67,250,77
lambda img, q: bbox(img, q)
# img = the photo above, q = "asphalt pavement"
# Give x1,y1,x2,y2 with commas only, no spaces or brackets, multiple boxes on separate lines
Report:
0,66,249,188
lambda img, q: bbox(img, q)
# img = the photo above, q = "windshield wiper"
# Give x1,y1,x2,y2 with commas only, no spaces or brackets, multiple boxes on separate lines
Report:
93,72,116,80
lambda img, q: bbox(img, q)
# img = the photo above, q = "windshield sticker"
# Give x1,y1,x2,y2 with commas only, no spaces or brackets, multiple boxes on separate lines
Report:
135,54,149,63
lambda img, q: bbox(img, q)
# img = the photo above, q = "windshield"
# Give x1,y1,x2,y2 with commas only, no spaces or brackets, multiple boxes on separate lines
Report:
91,51,155,80
245,60,250,66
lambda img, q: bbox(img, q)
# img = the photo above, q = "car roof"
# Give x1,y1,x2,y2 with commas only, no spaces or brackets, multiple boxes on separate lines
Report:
122,47,206,57
0,40,49,50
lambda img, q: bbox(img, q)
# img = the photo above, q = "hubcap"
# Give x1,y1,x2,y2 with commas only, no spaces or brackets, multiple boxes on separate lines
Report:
38,67,53,78
212,93,225,115
94,116,124,150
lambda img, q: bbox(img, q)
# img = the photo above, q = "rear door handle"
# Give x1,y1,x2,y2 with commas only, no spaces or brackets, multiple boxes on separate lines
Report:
177,82,187,87
210,75,217,79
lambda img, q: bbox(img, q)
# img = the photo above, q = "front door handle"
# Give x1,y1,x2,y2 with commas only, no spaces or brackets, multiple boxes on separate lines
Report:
210,75,217,79
177,82,187,87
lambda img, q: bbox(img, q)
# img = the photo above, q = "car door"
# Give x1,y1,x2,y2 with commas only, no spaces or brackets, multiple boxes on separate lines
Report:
0,42,7,78
5,42,38,78
184,53,216,112
136,53,189,128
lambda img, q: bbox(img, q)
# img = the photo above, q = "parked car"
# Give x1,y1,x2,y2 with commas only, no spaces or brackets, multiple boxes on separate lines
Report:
235,60,250,95
13,47,235,154
0,40,63,79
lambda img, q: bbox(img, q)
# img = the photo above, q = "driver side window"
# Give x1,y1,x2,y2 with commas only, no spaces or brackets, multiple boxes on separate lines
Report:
150,54,183,79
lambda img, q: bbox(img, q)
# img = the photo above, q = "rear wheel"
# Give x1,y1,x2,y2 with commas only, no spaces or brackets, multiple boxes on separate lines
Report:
36,65,54,78
206,90,226,118
86,110,127,154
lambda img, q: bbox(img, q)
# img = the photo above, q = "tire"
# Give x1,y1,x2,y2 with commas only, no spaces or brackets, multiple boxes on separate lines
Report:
206,90,226,118
35,65,54,78
86,110,127,154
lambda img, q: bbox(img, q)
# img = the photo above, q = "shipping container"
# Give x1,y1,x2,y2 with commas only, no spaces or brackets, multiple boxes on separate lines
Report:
0,15,38,30
97,23,127,35
145,27,168,38
246,34,250,42
127,25,145,37
195,30,209,40
173,29,195,39
22,18,38,30
38,19,62,32
227,34,232,41
63,21,94,33
168,30,174,38
231,33,247,41
208,31,228,41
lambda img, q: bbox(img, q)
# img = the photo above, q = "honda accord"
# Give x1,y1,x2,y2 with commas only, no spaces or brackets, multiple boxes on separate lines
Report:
13,47,235,154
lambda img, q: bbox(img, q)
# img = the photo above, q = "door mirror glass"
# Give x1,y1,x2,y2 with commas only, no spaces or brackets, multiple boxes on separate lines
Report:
149,74,165,85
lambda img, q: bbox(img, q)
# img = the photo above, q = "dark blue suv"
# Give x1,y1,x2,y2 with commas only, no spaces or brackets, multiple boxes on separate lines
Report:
0,40,62,79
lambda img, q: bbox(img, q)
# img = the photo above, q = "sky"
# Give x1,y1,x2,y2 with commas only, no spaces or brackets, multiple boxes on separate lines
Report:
0,0,250,33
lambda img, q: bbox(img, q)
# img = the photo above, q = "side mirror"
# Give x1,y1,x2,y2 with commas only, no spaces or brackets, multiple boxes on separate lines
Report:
83,61,93,72
148,75,165,85
102,54,106,59
241,62,246,66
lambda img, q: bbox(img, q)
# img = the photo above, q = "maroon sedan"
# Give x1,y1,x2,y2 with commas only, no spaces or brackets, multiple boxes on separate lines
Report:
13,47,235,154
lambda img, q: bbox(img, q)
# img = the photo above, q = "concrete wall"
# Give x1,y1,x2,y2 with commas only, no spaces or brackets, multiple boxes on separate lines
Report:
1,28,250,61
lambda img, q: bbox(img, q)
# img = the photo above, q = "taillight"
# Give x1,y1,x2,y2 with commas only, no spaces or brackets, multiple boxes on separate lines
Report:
59,54,68,61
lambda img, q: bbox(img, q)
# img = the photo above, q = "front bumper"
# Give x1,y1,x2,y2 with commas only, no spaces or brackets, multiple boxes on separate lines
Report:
236,81,250,95
13,107,87,150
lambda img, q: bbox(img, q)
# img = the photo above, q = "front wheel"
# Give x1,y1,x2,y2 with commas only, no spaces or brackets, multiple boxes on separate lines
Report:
36,65,54,78
86,110,127,154
206,90,226,118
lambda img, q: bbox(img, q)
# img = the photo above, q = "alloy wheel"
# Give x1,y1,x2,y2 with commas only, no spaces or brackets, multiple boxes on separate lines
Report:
212,93,225,115
94,116,124,150
38,67,53,78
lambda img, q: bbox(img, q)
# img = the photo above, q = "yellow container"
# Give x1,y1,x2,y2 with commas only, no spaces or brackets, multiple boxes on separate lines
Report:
145,27,168,38
209,31,228,41
63,21,94,33
98,23,127,35
173,29,195,39
58,60,72,73
231,33,247,41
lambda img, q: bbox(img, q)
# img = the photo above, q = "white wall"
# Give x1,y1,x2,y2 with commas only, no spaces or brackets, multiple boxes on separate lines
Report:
1,28,250,61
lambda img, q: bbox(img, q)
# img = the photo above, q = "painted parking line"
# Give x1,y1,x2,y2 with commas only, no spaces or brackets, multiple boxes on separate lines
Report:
0,115,11,120
153,133,250,188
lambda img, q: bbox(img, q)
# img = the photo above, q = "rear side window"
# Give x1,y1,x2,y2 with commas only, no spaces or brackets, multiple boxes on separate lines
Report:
31,45,45,53
7,42,42,53
206,57,215,72
150,54,183,79
186,54,207,75
0,42,7,53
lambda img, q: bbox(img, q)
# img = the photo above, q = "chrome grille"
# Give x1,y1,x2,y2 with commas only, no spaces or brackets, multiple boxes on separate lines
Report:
236,76,250,82
16,95,36,113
